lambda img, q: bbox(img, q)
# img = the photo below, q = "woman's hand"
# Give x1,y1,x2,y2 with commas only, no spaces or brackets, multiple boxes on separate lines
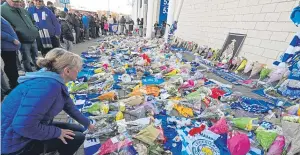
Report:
13,39,20,45
88,124,95,132
58,129,75,144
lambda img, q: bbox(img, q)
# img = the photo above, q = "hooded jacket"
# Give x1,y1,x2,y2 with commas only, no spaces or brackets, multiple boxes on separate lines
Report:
1,69,90,154
82,15,89,29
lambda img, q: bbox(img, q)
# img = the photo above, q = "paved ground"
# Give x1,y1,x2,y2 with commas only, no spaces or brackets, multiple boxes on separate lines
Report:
54,37,268,155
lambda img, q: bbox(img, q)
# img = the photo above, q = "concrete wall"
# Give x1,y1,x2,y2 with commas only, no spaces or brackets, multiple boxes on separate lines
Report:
176,0,300,67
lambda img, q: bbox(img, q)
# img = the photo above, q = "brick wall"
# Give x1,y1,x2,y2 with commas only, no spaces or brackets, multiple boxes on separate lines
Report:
176,0,299,67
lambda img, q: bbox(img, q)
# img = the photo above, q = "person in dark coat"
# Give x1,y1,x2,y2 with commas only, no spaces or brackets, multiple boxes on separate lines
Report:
2,0,39,72
89,14,96,38
1,48,95,155
59,11,74,51
70,13,81,43
154,21,159,37
100,14,107,35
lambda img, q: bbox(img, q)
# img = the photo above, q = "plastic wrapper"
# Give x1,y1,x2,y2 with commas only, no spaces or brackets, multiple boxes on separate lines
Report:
134,143,148,155
85,102,101,115
266,67,288,84
259,67,271,80
282,120,300,155
124,106,147,121
119,96,144,106
286,104,299,115
282,115,300,123
134,125,160,145
266,135,285,155
69,83,88,93
209,118,229,134
94,68,103,74
235,59,247,73
173,103,194,117
255,127,278,151
243,61,254,74
249,63,265,78
98,132,133,155
231,117,259,131
98,91,116,101
100,103,109,114
178,80,195,90
165,69,180,77
227,132,250,155
116,111,124,121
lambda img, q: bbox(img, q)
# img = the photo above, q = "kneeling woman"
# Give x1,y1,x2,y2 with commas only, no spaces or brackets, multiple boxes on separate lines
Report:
1,48,94,155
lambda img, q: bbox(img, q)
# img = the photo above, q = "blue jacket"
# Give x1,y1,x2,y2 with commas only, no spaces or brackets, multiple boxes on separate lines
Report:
27,6,61,37
82,15,89,29
1,69,90,154
1,17,20,51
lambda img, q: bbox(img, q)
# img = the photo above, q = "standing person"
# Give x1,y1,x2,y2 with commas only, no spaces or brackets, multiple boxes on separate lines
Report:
1,17,21,89
79,14,85,42
119,16,126,35
28,0,61,57
103,20,109,36
139,18,144,37
1,48,95,155
95,16,100,37
100,14,106,35
137,18,140,25
154,21,159,37
73,13,81,43
89,14,96,38
2,0,39,72
82,13,90,40
59,11,74,51
160,21,166,38
107,15,114,35
46,1,56,13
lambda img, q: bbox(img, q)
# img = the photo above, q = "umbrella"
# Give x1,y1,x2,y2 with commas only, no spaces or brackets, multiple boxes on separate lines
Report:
249,63,265,78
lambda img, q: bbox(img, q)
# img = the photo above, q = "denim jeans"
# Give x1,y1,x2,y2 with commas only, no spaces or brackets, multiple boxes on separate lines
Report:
63,39,73,51
84,27,89,39
4,122,85,155
20,41,38,72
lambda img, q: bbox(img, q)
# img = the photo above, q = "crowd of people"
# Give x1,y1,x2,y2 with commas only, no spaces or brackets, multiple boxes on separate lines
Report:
1,0,131,100
1,0,99,154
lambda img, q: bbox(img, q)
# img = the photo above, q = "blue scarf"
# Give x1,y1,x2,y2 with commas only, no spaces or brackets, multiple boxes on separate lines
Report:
32,7,52,48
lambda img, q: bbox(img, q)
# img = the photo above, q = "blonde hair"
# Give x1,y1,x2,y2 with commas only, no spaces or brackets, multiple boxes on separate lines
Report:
37,48,83,73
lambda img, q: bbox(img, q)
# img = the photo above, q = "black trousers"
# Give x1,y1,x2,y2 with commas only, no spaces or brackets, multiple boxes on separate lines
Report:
96,26,100,37
75,26,81,43
36,36,60,57
1,51,19,89
5,122,85,155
